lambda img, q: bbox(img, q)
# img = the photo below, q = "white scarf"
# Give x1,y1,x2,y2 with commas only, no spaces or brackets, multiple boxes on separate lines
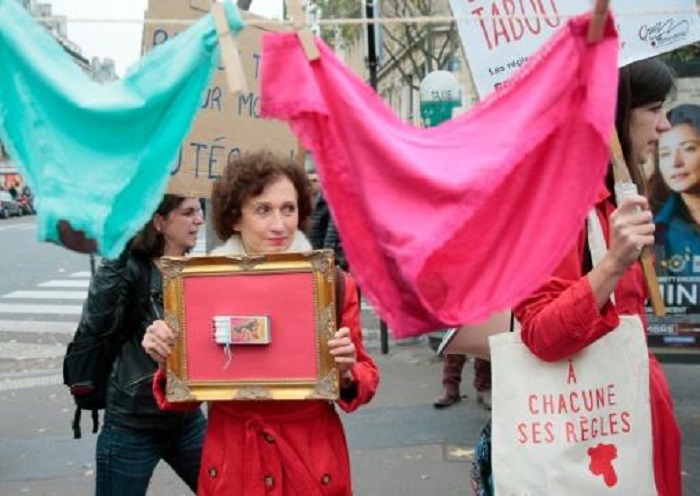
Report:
209,230,312,256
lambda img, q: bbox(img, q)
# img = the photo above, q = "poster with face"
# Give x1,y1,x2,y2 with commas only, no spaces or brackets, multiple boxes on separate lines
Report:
646,73,700,353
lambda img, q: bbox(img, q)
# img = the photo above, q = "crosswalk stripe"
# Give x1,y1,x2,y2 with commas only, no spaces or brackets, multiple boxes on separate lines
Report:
3,290,87,300
0,342,65,360
70,271,92,278
0,320,76,334
0,303,82,315
0,373,62,392
0,222,34,230
38,280,90,288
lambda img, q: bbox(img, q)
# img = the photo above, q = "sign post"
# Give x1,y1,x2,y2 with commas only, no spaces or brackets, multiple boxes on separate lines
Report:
420,71,462,350
419,71,462,127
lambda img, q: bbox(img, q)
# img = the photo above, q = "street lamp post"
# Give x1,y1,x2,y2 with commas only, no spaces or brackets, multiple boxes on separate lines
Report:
364,0,389,355
419,70,462,127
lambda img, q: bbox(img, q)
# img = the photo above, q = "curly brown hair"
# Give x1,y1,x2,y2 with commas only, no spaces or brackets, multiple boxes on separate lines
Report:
211,151,313,241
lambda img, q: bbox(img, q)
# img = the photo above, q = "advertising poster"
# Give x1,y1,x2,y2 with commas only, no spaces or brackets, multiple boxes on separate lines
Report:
646,73,700,355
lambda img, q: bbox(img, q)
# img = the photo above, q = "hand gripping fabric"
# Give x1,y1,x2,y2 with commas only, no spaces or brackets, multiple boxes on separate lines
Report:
0,0,243,257
261,14,619,338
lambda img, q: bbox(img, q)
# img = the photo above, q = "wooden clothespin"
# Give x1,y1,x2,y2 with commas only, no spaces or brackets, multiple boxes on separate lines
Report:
609,132,667,317
587,0,610,43
288,0,320,61
212,1,247,95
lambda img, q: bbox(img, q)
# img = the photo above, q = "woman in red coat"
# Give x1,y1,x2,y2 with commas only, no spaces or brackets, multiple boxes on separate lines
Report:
143,151,379,495
514,59,682,496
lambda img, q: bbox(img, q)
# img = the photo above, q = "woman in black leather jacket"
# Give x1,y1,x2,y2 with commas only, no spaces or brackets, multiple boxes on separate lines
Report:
80,194,206,495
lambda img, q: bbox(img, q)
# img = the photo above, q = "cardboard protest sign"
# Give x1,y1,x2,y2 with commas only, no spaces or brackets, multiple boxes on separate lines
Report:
449,0,700,98
142,0,297,197
490,317,655,495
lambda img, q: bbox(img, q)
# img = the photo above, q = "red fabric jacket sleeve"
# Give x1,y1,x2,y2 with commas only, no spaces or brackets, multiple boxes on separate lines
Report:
336,273,380,412
152,367,202,412
514,222,620,362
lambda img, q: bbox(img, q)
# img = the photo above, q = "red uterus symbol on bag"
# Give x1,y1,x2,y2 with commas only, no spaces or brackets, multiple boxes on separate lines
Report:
587,443,618,487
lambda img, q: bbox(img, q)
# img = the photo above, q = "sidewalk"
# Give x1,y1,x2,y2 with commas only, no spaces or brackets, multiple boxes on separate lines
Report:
344,338,491,496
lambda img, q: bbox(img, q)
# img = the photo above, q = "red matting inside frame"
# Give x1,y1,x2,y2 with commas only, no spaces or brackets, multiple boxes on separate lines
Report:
183,272,318,381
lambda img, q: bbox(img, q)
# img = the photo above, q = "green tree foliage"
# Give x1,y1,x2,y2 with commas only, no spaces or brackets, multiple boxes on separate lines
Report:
661,42,700,77
662,42,700,63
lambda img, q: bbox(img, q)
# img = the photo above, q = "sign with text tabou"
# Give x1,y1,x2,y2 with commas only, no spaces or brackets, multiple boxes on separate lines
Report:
142,0,297,197
449,0,700,99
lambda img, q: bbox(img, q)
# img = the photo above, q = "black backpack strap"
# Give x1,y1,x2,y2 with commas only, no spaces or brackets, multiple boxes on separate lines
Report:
72,407,82,439
126,255,156,332
91,409,99,434
71,407,100,440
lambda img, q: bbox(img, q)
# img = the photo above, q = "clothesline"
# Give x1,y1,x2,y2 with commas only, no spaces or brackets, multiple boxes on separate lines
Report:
37,9,700,27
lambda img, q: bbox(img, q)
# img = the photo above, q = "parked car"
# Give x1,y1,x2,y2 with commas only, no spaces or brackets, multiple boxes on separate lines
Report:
16,193,34,215
0,191,22,218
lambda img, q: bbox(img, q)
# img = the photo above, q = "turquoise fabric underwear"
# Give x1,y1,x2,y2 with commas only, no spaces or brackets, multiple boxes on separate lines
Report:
0,0,243,257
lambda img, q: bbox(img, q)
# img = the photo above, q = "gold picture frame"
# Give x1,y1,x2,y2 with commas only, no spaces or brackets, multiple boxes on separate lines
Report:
161,250,339,402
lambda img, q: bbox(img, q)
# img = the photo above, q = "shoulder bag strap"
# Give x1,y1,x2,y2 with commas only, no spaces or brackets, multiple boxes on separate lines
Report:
586,210,615,304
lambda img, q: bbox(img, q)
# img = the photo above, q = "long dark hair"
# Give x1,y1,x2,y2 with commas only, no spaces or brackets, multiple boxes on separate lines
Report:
615,58,675,195
129,195,190,258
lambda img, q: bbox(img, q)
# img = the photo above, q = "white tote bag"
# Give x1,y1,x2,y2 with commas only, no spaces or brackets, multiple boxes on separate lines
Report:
490,211,656,495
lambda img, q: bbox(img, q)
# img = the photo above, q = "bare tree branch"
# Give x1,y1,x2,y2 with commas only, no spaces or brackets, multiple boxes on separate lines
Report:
436,24,457,67
382,38,421,90
381,21,424,88
315,0,459,89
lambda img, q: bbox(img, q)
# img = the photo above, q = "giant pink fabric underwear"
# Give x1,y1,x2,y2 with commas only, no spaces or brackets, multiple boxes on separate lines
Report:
261,14,618,338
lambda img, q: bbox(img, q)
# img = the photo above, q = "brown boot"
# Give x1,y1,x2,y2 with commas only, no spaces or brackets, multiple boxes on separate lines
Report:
433,387,461,409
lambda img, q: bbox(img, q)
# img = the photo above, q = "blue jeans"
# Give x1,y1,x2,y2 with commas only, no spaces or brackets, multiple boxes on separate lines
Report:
95,412,206,495
470,420,493,496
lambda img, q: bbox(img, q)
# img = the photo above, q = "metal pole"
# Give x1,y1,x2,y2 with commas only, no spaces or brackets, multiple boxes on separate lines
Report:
379,320,389,355
365,1,379,91
365,0,389,355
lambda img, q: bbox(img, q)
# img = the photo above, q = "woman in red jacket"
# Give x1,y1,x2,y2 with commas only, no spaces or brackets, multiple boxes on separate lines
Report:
143,151,379,495
513,58,682,496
